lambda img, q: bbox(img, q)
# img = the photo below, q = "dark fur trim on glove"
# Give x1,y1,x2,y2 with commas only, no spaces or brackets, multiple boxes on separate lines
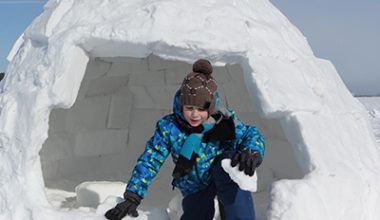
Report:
205,114,235,142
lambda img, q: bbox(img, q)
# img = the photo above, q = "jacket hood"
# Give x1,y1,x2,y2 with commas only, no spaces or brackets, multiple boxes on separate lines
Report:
172,89,219,119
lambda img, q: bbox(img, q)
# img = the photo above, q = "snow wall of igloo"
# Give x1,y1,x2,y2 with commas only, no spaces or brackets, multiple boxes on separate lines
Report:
40,54,303,211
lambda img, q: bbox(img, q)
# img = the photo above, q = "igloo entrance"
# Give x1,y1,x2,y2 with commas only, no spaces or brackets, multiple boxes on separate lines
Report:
40,54,303,216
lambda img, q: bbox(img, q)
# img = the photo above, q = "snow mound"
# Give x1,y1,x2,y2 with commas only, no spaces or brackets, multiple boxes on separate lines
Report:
76,181,126,208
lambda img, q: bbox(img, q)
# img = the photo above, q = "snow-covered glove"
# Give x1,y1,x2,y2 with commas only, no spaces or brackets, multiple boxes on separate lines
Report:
231,150,262,176
105,191,142,219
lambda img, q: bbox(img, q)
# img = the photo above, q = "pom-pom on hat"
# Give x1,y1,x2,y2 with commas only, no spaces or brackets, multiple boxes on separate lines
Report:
180,59,218,113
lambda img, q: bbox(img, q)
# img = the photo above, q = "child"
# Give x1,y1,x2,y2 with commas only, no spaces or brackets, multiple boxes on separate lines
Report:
105,59,265,220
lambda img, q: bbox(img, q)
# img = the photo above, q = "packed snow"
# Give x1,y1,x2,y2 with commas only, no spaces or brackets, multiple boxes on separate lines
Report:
221,159,258,192
358,97,380,145
1,0,380,220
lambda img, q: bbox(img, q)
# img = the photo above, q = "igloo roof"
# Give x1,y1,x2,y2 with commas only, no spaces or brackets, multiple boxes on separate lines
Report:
1,0,380,219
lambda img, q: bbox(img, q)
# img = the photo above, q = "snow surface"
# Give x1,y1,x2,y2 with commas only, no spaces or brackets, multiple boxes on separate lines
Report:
1,0,380,219
75,181,126,208
358,97,380,145
221,159,258,192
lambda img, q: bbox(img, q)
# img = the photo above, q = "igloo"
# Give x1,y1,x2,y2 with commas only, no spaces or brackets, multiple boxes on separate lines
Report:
1,0,380,219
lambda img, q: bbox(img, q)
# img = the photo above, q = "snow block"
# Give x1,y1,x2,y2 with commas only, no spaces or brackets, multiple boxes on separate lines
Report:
129,69,165,86
65,96,110,131
164,66,190,85
127,109,168,158
225,63,245,83
140,159,177,207
96,153,132,178
148,54,181,71
215,85,228,110
107,95,133,129
264,139,303,180
76,181,126,208
84,57,111,80
41,161,60,182
48,108,70,133
234,111,264,129
85,76,128,97
146,85,180,110
213,66,232,84
220,82,256,112
261,118,288,140
45,188,77,209
50,46,90,109
102,57,149,77
76,79,90,101
74,129,128,157
41,132,75,162
104,59,132,77
129,86,155,109
236,112,287,142
56,156,102,182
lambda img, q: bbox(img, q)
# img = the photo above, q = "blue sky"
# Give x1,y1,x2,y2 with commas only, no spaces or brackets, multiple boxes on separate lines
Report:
0,0,46,71
0,0,379,95
271,0,380,95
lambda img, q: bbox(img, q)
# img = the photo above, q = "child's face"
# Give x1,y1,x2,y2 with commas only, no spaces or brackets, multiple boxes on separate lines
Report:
182,105,209,127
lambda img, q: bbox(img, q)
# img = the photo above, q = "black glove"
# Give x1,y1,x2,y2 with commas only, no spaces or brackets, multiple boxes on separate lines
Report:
231,150,262,176
105,191,142,220
172,153,198,180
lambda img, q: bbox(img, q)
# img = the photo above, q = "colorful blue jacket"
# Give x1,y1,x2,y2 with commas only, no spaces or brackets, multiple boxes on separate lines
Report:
126,91,265,198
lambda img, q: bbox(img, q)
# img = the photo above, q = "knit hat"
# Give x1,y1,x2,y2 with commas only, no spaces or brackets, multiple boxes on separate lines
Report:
180,59,218,113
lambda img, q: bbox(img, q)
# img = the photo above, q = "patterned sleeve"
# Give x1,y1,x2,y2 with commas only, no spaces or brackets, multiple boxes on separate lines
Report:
233,112,265,158
126,118,171,199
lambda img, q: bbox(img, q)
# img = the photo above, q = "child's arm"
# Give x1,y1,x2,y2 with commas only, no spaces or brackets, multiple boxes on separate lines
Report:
227,113,265,176
125,118,171,199
233,114,265,159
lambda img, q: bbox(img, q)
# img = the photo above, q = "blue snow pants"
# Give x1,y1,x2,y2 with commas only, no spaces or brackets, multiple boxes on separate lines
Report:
181,153,255,220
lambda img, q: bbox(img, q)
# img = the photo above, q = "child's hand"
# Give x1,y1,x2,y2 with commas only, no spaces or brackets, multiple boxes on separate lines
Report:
105,191,142,219
230,150,262,176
